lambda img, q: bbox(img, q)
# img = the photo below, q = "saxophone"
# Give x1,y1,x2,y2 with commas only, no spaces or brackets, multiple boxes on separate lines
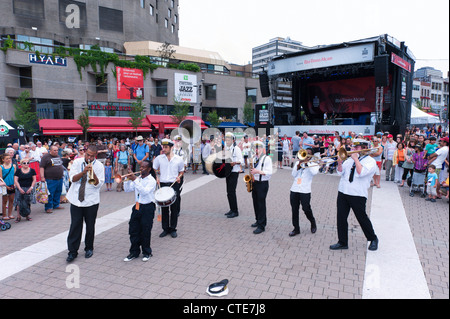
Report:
243,158,254,192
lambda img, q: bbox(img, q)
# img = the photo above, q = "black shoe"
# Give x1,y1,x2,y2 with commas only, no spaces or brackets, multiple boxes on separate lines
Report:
66,253,77,262
251,223,258,228
124,254,138,262
227,212,239,218
311,221,317,234
170,231,177,238
289,230,300,237
368,238,379,251
225,210,232,216
253,228,265,234
329,242,348,250
159,231,169,238
85,250,93,258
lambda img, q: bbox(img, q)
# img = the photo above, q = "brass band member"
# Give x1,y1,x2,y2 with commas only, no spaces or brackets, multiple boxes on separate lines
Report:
330,139,379,251
250,141,272,234
153,139,185,238
66,145,105,262
123,160,157,262
289,148,318,237
224,132,244,219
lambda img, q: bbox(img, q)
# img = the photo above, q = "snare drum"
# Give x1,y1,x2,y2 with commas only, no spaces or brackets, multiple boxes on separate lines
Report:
155,187,177,207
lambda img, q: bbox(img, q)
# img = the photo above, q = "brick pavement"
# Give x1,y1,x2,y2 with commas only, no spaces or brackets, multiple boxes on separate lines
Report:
0,167,448,299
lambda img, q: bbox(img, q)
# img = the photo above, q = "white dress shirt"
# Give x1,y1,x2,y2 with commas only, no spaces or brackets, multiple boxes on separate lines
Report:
124,174,157,204
337,155,377,198
226,145,244,173
290,161,319,193
66,158,105,207
153,154,185,183
253,155,272,182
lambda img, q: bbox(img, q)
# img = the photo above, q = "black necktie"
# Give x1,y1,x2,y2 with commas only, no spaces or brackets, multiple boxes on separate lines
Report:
349,165,356,183
78,167,87,202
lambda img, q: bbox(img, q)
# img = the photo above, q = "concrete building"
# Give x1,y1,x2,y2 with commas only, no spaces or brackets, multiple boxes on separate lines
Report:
0,0,179,53
414,66,448,117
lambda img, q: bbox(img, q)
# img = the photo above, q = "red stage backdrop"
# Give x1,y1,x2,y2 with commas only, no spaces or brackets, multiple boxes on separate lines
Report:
116,67,144,100
306,76,385,114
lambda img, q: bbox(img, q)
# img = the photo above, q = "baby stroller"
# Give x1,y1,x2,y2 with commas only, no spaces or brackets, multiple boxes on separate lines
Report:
1,219,11,231
408,169,427,197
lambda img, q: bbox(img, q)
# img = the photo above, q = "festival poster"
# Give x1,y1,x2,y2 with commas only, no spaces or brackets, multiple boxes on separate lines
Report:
116,67,144,100
306,76,381,114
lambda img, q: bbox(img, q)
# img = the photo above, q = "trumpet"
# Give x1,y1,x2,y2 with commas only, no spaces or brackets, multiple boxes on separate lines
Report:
87,162,96,185
114,171,141,183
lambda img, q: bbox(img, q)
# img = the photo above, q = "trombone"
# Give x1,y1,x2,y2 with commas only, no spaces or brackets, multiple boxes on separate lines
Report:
114,171,141,183
296,147,378,167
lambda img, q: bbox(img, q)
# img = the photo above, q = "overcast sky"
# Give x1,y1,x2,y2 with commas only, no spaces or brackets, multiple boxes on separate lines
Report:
179,0,449,74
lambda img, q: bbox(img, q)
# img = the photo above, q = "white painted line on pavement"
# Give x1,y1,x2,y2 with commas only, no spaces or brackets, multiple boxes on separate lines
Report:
363,180,431,299
0,175,216,282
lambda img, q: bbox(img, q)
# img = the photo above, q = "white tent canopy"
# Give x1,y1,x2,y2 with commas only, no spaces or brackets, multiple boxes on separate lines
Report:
410,105,441,125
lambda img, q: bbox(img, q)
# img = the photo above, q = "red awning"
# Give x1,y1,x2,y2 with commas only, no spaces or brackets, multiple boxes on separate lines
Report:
146,115,208,130
39,117,152,135
43,129,83,136
428,113,439,117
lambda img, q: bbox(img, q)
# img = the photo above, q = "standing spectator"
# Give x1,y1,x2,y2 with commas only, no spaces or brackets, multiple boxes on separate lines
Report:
428,136,449,199
14,158,36,222
40,145,65,213
150,138,162,161
384,134,397,181
291,131,302,164
96,139,108,165
393,143,406,183
133,136,149,171
115,144,130,192
1,153,16,220
399,141,415,187
370,137,383,188
201,138,212,175
282,134,291,167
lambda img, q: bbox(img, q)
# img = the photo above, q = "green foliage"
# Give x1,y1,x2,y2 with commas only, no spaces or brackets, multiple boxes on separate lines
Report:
128,96,146,136
167,62,201,73
77,108,91,140
13,91,37,139
206,110,221,127
1,35,15,53
243,97,255,124
170,97,190,125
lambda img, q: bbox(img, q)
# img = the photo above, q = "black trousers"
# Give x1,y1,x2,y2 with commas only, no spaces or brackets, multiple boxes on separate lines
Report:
160,181,182,232
336,192,377,245
129,202,155,257
290,191,315,232
67,203,99,254
252,180,269,229
226,172,239,213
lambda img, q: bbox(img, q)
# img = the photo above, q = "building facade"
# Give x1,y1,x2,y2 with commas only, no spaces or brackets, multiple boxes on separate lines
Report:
414,66,448,119
0,0,179,54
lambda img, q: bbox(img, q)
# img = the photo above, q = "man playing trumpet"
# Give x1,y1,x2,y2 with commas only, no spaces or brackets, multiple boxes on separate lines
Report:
66,146,104,262
289,148,319,237
330,139,379,251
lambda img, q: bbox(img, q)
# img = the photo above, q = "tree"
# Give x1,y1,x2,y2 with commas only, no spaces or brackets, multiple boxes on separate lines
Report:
157,42,176,60
243,97,255,124
13,91,36,142
207,110,221,128
77,108,91,141
128,96,146,137
170,98,190,125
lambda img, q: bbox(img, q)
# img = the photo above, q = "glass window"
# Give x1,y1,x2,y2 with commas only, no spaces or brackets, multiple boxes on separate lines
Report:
149,5,154,15
205,84,217,100
156,80,168,97
246,88,257,103
36,99,74,119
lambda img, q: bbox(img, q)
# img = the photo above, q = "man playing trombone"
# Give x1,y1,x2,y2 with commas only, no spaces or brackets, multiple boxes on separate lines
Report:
289,148,319,237
330,139,379,251
65,145,104,262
